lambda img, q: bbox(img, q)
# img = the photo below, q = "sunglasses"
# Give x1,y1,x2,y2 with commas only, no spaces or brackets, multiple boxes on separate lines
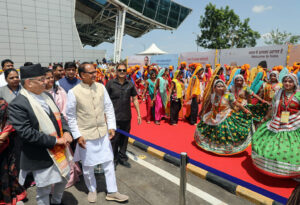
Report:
118,69,126,73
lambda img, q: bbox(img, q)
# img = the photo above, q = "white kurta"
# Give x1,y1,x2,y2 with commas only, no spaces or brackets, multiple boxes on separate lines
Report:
67,83,116,166
0,73,7,87
19,91,63,188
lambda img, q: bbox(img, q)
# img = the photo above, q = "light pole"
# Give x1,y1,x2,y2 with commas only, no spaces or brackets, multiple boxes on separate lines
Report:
192,32,199,52
141,43,146,51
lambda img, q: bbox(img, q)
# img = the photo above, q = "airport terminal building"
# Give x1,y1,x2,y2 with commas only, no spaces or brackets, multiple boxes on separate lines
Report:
0,0,191,67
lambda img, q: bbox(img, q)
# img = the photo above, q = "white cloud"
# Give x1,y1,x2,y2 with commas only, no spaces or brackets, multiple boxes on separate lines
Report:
261,32,271,39
252,5,272,13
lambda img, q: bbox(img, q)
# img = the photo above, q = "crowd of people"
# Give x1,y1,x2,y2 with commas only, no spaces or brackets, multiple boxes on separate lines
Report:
0,59,140,205
0,57,299,204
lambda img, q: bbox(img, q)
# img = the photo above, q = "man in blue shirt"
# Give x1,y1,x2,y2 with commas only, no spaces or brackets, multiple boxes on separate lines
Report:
58,62,81,93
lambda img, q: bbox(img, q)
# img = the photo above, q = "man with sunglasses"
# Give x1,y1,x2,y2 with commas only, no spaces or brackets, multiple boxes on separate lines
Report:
67,63,128,203
106,63,141,169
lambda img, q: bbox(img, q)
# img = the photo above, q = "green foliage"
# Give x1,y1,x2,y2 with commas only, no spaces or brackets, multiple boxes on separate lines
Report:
263,29,300,45
197,3,260,49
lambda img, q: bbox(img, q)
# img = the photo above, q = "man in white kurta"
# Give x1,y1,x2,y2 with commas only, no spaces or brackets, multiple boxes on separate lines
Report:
67,63,129,203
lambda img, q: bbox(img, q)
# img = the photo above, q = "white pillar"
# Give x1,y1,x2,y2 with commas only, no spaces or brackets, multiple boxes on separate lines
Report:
113,9,126,63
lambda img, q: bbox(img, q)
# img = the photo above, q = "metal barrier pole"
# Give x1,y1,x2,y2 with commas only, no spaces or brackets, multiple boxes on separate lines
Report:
179,152,187,205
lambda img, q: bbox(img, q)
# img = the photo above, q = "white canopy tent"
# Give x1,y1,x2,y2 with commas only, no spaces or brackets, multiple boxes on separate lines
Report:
137,43,167,55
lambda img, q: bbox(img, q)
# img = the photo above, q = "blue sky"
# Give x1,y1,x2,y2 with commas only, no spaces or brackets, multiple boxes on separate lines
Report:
86,0,300,59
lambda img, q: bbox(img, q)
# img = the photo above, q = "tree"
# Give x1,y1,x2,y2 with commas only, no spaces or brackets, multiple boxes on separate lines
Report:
196,3,260,49
263,29,300,45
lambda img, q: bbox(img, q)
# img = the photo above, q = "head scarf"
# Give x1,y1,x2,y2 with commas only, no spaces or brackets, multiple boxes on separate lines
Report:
174,70,180,79
250,72,263,91
241,64,250,83
180,62,187,68
213,79,226,89
279,67,289,83
185,66,203,101
200,65,224,117
230,74,245,93
272,74,300,119
149,69,156,77
156,68,168,107
252,81,264,95
250,72,264,94
157,68,166,78
210,79,227,102
282,73,299,89
172,70,183,99
227,69,241,90
269,71,279,82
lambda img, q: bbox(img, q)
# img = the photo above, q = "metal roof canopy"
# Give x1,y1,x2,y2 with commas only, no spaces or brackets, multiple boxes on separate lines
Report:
75,0,192,47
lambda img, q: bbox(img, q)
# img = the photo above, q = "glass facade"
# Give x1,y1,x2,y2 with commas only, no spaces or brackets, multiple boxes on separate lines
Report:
119,0,191,28
76,0,191,46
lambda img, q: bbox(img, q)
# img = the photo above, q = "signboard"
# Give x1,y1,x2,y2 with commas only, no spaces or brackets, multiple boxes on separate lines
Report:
127,55,150,67
219,45,288,69
179,51,216,68
150,54,179,69
288,44,300,66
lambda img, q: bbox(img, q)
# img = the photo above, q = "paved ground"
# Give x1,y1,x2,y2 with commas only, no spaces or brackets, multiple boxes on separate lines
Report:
24,144,254,205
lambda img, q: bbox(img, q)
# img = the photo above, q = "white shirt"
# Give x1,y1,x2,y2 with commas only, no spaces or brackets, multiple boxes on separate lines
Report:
66,83,116,166
29,91,50,114
66,83,116,140
0,73,7,87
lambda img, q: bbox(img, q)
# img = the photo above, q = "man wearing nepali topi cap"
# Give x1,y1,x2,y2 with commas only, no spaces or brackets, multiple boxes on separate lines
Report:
8,64,73,205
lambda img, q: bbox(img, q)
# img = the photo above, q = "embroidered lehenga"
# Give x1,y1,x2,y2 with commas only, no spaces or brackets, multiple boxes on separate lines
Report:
252,74,300,178
194,80,254,155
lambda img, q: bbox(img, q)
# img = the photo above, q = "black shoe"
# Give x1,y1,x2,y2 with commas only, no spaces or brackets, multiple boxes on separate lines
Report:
119,160,131,168
114,161,118,170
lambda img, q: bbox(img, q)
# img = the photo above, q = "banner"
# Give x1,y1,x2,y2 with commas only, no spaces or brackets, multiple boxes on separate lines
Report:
150,54,179,69
127,55,150,67
179,51,216,68
219,45,288,69
288,45,300,66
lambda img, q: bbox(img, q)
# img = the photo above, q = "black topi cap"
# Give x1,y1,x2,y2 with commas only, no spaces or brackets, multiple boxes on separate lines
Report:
20,63,45,80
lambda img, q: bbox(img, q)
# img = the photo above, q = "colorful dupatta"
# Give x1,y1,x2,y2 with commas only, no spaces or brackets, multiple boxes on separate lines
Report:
20,89,71,179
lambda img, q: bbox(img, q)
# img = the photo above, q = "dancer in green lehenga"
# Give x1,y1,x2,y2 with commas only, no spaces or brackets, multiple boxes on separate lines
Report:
230,74,269,122
252,73,300,178
194,79,254,155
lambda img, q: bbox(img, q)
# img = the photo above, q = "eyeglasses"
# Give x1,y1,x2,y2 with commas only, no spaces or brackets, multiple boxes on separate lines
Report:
118,69,126,73
84,71,96,75
29,77,46,82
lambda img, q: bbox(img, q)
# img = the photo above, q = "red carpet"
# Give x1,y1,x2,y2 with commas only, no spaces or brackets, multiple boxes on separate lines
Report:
129,102,298,201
